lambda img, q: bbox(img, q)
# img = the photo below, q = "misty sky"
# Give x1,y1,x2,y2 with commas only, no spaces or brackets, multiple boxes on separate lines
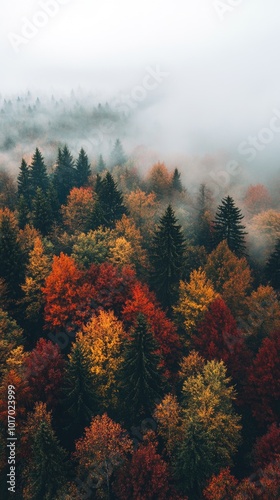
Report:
1,0,280,175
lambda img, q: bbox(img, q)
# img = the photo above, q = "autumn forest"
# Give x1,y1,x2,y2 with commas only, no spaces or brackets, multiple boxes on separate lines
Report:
0,137,280,500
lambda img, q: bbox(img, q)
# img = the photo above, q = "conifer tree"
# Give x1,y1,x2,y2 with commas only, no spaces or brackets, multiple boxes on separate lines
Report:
94,172,127,228
171,168,183,192
213,196,247,256
150,205,185,310
96,154,106,172
17,158,31,201
110,138,127,167
32,187,53,235
119,314,163,424
76,148,91,187
53,146,77,205
29,148,49,196
63,341,98,438
194,184,213,250
0,209,25,301
266,238,280,290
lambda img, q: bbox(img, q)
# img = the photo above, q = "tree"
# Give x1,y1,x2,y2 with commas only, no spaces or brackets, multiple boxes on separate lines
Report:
213,196,247,256
22,237,51,327
203,468,238,500
76,148,91,187
109,138,127,167
119,315,163,424
173,269,219,340
252,423,280,470
22,402,69,500
32,187,53,235
63,341,98,438
74,413,132,499
61,187,96,233
96,154,106,172
94,172,127,228
17,158,31,217
0,308,24,376
248,209,280,264
109,236,134,268
244,184,271,216
193,184,213,250
71,228,112,268
146,162,171,199
53,146,77,205
29,148,49,197
77,310,125,409
24,338,65,409
266,238,280,290
150,205,185,310
171,168,183,192
0,208,25,301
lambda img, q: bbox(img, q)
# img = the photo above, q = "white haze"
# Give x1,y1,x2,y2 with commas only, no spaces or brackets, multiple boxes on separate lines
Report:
1,0,280,184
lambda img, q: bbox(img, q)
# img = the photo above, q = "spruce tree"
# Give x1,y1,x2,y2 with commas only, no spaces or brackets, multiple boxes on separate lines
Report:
119,315,162,424
109,138,126,167
63,342,98,438
0,210,25,301
266,239,280,290
171,168,183,192
29,148,49,197
32,187,53,236
76,148,91,187
150,205,185,310
96,154,106,172
17,159,32,228
194,184,212,250
94,172,127,228
53,146,77,205
213,196,247,256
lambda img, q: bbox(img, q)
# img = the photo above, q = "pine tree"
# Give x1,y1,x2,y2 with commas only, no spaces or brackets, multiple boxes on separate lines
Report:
171,168,183,192
193,184,213,250
119,314,163,424
94,172,127,228
63,341,98,438
76,148,91,187
96,154,106,172
266,239,280,290
17,159,32,228
32,187,53,235
53,146,77,205
213,196,247,256
23,403,69,500
0,209,25,301
150,205,185,310
110,138,127,167
29,148,49,197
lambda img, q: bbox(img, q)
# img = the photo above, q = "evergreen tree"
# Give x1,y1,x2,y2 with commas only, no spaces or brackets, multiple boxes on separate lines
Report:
150,205,185,310
119,315,163,424
17,159,32,228
110,138,127,167
266,238,280,290
17,194,30,229
94,172,127,228
213,196,247,256
171,168,183,192
23,403,69,500
63,342,98,438
29,148,49,197
194,184,212,250
32,188,53,235
0,209,25,301
76,148,91,187
96,154,106,172
53,146,77,205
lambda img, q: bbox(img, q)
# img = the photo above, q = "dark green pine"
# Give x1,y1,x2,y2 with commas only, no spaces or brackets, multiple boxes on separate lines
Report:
194,184,212,250
32,187,53,236
266,238,280,290
119,314,163,424
0,214,25,301
93,172,127,229
29,148,49,197
26,420,69,500
150,205,186,310
213,195,247,257
96,154,106,172
171,168,183,192
53,145,77,205
109,138,127,167
63,342,98,438
76,148,91,187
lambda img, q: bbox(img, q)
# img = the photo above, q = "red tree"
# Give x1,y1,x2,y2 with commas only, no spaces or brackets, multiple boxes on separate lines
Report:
23,338,65,408
122,282,182,373
203,468,238,500
252,423,280,469
247,330,280,425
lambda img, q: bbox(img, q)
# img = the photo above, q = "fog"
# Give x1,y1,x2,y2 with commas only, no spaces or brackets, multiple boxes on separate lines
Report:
1,0,280,186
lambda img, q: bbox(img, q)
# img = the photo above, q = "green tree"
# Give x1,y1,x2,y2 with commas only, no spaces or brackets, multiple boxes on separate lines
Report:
110,138,127,167
96,154,106,172
150,205,185,310
171,168,183,192
266,238,280,290
76,148,91,187
17,159,32,228
213,196,247,256
119,315,163,424
0,209,25,301
53,146,77,205
193,184,213,250
63,341,99,438
29,148,49,197
32,187,53,235
94,172,127,228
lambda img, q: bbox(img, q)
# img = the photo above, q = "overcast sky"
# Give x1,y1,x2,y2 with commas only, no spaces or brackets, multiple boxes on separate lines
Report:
1,0,280,173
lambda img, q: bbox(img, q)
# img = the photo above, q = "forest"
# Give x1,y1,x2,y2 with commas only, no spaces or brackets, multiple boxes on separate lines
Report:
0,134,280,500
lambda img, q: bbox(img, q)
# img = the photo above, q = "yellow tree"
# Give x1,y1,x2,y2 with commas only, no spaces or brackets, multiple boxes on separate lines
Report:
61,187,96,234
108,237,134,268
173,269,219,342
77,310,125,409
113,215,149,273
146,162,171,199
204,241,252,317
22,237,52,324
125,189,160,240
